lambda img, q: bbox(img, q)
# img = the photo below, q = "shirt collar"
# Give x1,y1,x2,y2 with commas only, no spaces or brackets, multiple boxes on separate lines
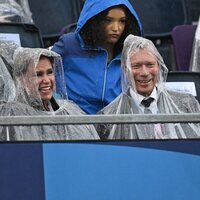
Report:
129,87,158,107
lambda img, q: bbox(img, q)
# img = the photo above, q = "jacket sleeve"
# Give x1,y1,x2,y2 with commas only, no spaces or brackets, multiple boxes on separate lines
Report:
52,35,66,57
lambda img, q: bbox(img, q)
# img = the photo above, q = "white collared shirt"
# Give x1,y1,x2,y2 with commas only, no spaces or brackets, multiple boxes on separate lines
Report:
129,87,163,139
129,87,158,114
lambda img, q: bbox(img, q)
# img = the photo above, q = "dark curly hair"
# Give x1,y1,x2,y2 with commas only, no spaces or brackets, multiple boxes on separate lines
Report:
80,5,141,57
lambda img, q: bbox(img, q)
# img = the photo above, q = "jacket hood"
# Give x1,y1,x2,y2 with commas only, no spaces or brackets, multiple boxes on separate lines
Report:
76,0,142,34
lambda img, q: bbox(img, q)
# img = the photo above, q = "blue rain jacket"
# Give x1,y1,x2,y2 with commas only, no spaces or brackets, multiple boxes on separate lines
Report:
52,0,142,114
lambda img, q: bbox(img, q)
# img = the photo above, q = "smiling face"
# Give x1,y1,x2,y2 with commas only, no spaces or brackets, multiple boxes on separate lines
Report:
130,49,159,96
35,57,55,103
103,7,126,45
25,56,55,105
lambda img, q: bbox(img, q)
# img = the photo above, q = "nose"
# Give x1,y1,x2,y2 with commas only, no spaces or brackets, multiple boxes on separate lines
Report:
112,22,120,31
140,65,149,76
41,75,50,84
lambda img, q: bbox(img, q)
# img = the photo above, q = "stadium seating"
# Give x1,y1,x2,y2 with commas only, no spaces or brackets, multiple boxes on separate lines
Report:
0,22,43,47
28,0,82,47
129,0,192,71
172,24,197,71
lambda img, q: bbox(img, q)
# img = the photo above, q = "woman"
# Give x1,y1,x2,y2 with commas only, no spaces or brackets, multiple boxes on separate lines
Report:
52,0,142,114
0,47,99,141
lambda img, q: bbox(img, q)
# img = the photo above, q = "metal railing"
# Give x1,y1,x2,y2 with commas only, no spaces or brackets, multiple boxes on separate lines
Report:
0,113,200,126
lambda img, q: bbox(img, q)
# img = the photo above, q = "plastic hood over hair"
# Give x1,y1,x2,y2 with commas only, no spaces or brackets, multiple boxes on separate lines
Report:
0,57,16,102
13,47,67,108
121,34,168,97
0,41,18,102
0,40,19,75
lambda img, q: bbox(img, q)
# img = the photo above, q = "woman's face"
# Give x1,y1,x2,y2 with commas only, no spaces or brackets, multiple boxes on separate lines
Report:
103,7,126,45
25,57,55,103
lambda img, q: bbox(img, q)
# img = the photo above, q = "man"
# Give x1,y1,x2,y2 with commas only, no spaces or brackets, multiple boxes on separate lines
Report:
97,35,200,139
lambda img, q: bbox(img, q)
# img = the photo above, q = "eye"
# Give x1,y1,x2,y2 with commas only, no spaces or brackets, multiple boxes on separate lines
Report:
131,64,141,69
35,71,43,77
120,18,126,24
146,62,156,68
104,17,112,23
47,69,54,75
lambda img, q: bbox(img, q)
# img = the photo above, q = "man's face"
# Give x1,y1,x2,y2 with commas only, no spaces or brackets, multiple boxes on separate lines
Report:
130,49,159,96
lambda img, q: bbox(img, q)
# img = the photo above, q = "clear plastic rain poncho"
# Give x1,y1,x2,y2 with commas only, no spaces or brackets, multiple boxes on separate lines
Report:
0,0,33,23
0,47,99,141
190,16,200,72
0,40,18,102
0,40,19,75
97,34,200,140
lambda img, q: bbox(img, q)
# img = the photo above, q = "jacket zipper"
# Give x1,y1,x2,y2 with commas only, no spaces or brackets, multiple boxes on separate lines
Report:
102,64,108,105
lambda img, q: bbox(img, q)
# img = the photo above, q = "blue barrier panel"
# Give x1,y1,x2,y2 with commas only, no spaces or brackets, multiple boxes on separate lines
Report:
0,143,45,200
1,140,200,200
43,140,200,200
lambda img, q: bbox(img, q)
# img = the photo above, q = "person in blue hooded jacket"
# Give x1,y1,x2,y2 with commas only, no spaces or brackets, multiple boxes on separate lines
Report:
52,0,142,114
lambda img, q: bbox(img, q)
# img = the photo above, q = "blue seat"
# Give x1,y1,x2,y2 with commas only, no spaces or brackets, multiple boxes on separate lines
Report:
28,0,82,47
